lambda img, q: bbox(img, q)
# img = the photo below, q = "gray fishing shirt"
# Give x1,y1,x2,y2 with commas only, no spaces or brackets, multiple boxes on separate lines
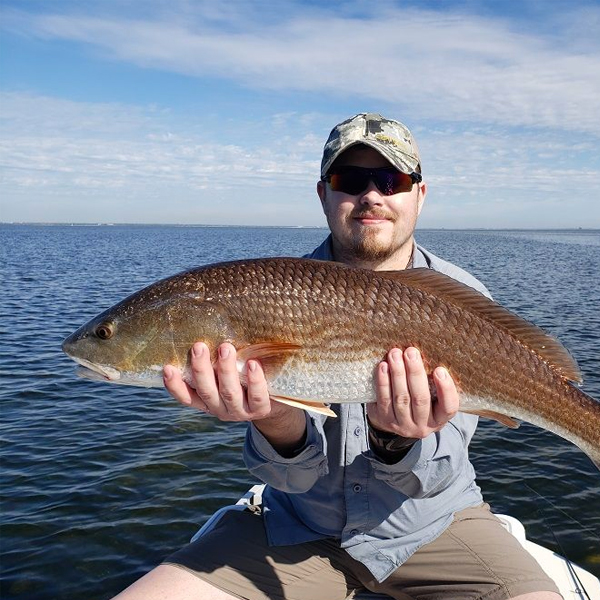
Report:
243,236,488,583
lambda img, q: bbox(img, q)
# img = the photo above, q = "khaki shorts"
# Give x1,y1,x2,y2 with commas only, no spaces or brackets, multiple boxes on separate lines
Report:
164,503,559,600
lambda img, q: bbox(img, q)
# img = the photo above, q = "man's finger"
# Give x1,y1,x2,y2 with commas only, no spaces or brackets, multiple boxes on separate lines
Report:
189,342,220,411
164,364,206,411
431,367,459,427
214,343,247,418
245,360,271,418
387,348,411,422
368,361,392,427
404,347,431,428
375,360,392,406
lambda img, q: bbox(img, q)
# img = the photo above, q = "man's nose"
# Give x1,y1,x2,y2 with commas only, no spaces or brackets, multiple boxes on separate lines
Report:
359,180,384,205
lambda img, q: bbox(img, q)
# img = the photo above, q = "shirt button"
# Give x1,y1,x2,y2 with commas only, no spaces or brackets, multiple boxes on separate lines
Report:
353,427,362,436
350,529,359,536
353,484,362,493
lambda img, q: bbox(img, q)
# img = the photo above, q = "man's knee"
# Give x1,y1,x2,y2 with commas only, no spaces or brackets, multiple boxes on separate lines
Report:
509,592,563,600
111,564,238,600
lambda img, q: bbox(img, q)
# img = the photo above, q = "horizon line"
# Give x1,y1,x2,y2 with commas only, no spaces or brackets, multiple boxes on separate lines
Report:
2,222,599,232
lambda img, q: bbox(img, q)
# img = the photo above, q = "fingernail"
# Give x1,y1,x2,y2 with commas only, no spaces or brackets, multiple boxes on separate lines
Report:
163,365,173,380
380,362,389,374
390,349,402,363
219,345,230,359
406,347,420,361
248,360,257,373
192,343,205,358
436,367,448,380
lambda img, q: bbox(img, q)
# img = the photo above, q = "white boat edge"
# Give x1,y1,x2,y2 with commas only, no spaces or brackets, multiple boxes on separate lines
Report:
494,513,599,600
191,485,600,600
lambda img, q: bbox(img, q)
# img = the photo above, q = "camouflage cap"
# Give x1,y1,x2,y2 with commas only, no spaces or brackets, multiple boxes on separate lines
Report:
321,113,421,177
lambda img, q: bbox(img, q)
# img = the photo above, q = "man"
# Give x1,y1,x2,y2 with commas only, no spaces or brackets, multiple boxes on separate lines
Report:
113,114,560,600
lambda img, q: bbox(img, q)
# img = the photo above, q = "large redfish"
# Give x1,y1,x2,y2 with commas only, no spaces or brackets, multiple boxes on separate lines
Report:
62,257,600,469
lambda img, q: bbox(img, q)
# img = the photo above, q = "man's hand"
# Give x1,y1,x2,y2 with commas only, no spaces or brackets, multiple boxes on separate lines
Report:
163,342,307,455
367,347,459,438
164,341,274,422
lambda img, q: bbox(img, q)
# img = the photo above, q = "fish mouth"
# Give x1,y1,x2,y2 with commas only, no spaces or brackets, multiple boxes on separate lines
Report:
69,357,122,382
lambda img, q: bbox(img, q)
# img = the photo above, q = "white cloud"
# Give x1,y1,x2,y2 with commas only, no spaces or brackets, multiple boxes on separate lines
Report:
3,2,600,134
1,1,598,226
1,92,598,227
0,92,326,224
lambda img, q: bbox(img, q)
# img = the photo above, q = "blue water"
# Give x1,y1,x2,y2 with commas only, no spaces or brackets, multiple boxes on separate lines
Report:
1,225,599,599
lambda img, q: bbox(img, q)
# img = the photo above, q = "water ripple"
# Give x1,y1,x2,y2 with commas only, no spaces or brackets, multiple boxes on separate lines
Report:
1,225,599,599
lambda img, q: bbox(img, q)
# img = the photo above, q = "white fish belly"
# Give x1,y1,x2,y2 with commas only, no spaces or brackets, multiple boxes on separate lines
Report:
268,358,377,403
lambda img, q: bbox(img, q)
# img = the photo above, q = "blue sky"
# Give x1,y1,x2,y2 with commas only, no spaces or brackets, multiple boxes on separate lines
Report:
1,0,599,228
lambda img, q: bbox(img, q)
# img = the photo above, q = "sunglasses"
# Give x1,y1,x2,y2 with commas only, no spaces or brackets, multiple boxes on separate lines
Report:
322,166,422,196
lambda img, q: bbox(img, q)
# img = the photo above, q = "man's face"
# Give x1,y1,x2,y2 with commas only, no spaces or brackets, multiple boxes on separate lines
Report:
317,145,426,269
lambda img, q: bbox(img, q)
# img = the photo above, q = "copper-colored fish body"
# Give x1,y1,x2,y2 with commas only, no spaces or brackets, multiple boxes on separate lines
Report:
62,257,600,469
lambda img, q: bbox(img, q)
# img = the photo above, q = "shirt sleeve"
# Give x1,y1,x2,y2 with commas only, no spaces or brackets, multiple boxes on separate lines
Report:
365,413,479,497
243,413,329,494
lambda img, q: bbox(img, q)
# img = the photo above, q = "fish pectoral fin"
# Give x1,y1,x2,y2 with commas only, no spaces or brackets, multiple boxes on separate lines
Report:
270,395,337,417
237,342,302,374
238,341,303,379
461,409,520,429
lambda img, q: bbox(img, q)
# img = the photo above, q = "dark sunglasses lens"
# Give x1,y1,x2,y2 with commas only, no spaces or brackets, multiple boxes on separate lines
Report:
328,171,370,195
328,168,415,196
374,171,414,195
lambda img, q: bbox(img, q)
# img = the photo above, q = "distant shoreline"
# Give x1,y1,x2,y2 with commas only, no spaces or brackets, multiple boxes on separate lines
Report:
1,222,599,232
0,222,328,229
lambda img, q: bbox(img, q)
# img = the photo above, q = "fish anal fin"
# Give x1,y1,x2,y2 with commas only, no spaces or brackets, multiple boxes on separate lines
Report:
462,408,520,429
381,268,582,384
237,342,302,375
270,394,337,417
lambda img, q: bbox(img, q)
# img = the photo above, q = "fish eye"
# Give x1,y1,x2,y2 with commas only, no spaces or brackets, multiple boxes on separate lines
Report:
95,323,114,340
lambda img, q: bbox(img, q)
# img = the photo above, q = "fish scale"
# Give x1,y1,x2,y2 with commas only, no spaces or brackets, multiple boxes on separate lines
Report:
62,257,600,470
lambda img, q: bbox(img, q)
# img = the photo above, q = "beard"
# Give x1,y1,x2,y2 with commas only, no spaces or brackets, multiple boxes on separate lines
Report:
321,185,421,268
334,209,411,263
352,229,397,261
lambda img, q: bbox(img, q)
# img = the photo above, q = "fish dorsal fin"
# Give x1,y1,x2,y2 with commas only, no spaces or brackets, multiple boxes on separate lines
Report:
381,268,582,383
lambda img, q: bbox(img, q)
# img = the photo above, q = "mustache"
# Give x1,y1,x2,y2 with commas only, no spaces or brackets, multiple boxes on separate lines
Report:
351,209,396,222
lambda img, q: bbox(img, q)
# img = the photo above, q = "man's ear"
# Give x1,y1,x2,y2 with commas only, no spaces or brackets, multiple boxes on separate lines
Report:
317,180,327,211
416,181,427,216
